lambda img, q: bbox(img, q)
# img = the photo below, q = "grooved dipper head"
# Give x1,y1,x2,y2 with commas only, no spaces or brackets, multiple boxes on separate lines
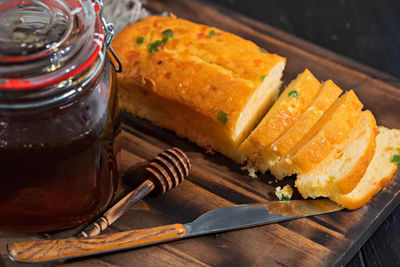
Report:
144,147,191,194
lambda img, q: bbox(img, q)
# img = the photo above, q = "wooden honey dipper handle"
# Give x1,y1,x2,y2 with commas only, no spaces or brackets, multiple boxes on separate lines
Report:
79,147,190,237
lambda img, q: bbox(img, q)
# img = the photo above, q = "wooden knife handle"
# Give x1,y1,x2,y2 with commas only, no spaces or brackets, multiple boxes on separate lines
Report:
8,224,187,263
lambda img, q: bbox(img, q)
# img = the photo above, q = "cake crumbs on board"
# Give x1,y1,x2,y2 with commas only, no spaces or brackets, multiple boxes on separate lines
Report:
275,185,293,201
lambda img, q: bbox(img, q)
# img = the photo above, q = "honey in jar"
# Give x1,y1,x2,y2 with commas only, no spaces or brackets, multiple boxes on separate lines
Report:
0,0,122,232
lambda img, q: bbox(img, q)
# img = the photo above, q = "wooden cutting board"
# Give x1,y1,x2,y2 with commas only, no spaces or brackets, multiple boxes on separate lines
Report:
1,0,399,266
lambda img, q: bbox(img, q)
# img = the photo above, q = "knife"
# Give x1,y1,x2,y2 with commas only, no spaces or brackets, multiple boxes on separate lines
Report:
7,199,342,263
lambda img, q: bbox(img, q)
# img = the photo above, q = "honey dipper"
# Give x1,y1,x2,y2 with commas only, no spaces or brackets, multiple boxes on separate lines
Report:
79,147,191,237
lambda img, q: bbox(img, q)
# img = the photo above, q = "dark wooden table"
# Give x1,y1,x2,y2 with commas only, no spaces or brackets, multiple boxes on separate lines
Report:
211,1,400,266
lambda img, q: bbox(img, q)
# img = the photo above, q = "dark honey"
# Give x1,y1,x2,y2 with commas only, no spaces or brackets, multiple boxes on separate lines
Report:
0,0,122,232
0,130,118,232
0,64,121,232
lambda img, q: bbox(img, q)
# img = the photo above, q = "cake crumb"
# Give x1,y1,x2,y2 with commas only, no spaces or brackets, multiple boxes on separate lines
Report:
275,185,293,201
241,165,257,178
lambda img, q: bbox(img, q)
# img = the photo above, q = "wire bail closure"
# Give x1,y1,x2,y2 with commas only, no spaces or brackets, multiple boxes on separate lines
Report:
95,0,123,73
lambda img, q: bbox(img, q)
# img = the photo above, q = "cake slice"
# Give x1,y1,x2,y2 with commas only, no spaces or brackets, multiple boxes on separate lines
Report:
269,80,342,164
296,110,377,198
112,16,286,162
239,69,321,173
270,90,363,179
331,127,400,210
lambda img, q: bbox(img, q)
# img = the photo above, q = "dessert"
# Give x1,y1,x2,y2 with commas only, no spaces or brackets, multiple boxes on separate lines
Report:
270,90,363,179
112,15,286,162
331,127,400,209
239,69,321,173
271,80,342,162
296,110,377,198
113,15,399,210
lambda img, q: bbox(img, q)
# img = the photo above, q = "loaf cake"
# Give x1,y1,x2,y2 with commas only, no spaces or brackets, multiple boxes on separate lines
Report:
113,16,399,210
270,90,363,179
112,15,286,162
296,110,377,198
239,69,321,173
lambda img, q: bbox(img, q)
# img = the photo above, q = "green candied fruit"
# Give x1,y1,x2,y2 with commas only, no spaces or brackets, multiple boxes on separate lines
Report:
162,37,169,43
148,40,162,53
288,90,299,99
208,30,216,37
217,111,229,124
136,36,144,45
162,29,173,38
391,154,400,165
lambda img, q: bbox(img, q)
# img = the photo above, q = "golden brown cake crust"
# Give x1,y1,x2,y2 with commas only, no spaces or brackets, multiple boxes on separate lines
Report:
334,111,377,194
291,90,363,173
118,82,250,163
272,80,342,158
112,15,285,132
247,69,321,148
295,110,378,199
332,127,400,210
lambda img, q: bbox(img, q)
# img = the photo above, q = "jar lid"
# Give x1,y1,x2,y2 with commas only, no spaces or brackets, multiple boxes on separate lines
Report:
0,0,107,91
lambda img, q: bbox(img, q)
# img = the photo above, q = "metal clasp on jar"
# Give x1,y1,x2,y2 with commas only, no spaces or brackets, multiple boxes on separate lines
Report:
94,0,123,73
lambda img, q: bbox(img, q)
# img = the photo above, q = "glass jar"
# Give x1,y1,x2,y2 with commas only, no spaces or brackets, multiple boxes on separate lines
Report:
0,0,122,232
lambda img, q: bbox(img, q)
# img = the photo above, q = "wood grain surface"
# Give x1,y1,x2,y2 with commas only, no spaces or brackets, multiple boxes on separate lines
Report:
1,0,399,266
8,224,187,263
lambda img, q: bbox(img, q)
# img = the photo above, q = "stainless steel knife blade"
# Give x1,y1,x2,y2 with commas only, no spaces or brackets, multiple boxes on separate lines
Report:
184,199,342,237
